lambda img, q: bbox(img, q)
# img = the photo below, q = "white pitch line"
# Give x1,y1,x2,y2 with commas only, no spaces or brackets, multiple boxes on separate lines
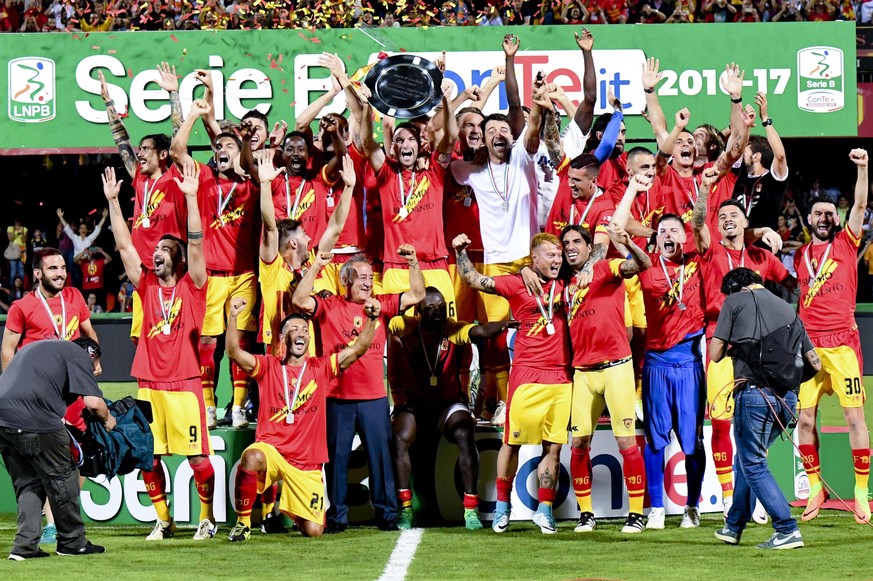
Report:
376,528,424,581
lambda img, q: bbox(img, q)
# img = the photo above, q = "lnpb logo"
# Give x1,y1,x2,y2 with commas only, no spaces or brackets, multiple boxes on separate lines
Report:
8,57,56,123
797,47,843,113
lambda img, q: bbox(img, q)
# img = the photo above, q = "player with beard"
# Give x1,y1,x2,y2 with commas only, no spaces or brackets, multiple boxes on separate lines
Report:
292,246,425,533
101,162,216,541
171,99,261,430
226,295,380,540
561,209,651,534
97,69,187,347
388,288,513,530
691,166,794,515
632,211,707,531
453,232,571,535
360,83,458,316
795,150,871,525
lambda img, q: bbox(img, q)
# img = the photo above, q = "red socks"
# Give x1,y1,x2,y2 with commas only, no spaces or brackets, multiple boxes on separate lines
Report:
190,458,215,522
620,446,646,515
234,467,258,527
571,447,593,513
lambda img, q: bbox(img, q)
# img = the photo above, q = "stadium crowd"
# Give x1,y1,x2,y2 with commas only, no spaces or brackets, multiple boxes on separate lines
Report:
1,27,870,556
0,0,870,32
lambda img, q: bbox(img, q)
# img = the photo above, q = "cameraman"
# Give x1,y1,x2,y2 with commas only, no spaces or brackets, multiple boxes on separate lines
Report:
0,338,114,560
709,268,820,550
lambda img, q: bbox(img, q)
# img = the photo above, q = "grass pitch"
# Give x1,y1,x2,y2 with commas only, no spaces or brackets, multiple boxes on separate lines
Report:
0,510,870,581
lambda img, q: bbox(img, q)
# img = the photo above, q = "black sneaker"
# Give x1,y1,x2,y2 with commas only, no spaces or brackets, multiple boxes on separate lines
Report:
621,512,646,534
260,513,287,534
8,549,50,561
574,511,596,533
377,519,399,531
324,522,347,535
56,541,105,556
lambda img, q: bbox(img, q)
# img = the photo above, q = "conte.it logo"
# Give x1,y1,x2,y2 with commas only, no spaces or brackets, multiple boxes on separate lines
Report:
8,57,56,123
796,47,843,113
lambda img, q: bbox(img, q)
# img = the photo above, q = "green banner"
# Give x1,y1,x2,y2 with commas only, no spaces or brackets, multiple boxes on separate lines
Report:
0,22,857,152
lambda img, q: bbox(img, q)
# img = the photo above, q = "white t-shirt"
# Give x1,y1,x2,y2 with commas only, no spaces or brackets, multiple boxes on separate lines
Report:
451,127,538,264
562,119,590,161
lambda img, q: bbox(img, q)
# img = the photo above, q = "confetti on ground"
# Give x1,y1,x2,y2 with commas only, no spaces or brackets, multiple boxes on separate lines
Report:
170,34,178,42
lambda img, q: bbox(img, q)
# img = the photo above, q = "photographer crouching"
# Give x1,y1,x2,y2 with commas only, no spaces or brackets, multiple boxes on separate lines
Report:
0,338,114,560
709,268,821,550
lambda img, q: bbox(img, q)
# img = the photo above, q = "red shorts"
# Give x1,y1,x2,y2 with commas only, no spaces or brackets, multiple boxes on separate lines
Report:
810,327,863,367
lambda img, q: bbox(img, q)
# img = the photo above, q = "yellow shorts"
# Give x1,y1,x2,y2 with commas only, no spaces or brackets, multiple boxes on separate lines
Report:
624,275,646,329
506,367,571,445
448,263,488,323
707,356,736,420
382,260,455,315
571,360,636,438
481,257,530,322
131,290,143,339
799,345,865,410
138,378,213,457
246,442,325,525
203,272,258,336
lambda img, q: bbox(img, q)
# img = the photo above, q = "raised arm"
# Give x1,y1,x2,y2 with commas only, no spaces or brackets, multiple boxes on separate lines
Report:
317,154,356,253
101,167,142,287
295,76,341,133
590,94,623,163
642,57,668,147
291,252,331,315
573,28,597,135
174,161,207,289
397,245,425,311
360,103,387,173
227,298,256,373
453,234,497,294
98,70,137,178
692,166,719,253
611,173,651,231
848,149,869,236
523,81,549,155
194,70,222,142
156,61,183,137
712,63,747,176
170,99,212,169
436,90,459,162
471,65,505,110
656,107,690,176
322,116,348,182
337,298,381,370
754,92,788,179
502,34,525,139
609,225,653,277
258,156,285,264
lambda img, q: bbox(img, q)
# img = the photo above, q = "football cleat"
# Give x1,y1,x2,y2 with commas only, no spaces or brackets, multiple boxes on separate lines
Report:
231,406,249,429
228,522,251,542
802,483,827,522
854,486,871,524
574,512,596,533
492,509,510,533
680,506,700,528
397,507,414,530
206,406,217,430
146,518,176,541
464,508,483,530
621,513,645,534
192,518,217,540
646,507,665,530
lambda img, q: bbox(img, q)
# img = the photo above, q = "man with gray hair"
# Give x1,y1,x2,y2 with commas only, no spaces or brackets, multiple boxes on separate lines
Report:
293,245,424,532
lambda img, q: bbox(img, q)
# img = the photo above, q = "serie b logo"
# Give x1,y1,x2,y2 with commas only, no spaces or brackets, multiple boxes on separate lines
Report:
8,57,56,123
796,46,844,113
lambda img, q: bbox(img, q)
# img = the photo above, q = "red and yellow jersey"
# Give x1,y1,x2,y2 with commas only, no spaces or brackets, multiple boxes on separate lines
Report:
311,293,401,399
493,274,571,373
250,353,338,467
132,268,206,382
605,179,665,249
660,162,735,249
795,226,861,336
388,316,475,406
376,152,447,263
638,251,705,351
566,259,630,367
545,179,615,241
271,170,329,248
81,258,106,291
258,256,301,350
349,143,378,257
197,163,259,274
701,242,790,336
6,287,90,346
597,152,629,193
131,165,187,265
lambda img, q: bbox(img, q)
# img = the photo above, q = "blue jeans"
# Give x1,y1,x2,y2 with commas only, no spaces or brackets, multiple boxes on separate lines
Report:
727,386,798,535
9,259,23,284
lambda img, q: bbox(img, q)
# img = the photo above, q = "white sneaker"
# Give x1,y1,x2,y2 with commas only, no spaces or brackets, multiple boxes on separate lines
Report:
146,519,176,540
680,506,700,528
722,496,733,521
646,507,665,530
231,406,249,429
192,518,217,540
753,499,769,525
492,509,510,533
490,401,506,427
206,406,217,430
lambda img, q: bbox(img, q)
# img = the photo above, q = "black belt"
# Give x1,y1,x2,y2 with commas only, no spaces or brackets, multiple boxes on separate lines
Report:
576,355,633,372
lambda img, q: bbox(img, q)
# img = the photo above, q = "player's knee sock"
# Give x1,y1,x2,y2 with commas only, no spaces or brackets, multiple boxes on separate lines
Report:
799,444,823,491
710,418,734,499
496,477,513,513
463,493,479,511
644,445,665,508
142,459,171,522
199,342,217,410
231,335,252,408
852,448,871,490
537,487,555,514
620,446,646,515
190,458,215,522
261,484,277,519
570,447,593,514
234,468,258,527
684,446,706,508
398,488,413,510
